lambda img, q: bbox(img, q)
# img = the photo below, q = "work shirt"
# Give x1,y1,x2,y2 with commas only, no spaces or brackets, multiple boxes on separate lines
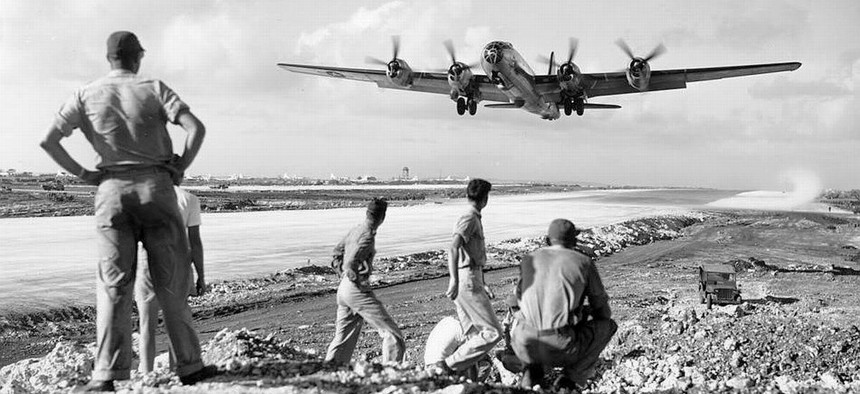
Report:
453,206,487,268
333,222,376,284
53,69,189,169
175,186,201,228
517,245,609,330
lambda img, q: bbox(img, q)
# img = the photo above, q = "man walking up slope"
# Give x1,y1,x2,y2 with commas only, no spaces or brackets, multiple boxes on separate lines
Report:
325,198,406,366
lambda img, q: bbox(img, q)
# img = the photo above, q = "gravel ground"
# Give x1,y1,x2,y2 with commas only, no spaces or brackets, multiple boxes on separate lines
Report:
2,210,859,393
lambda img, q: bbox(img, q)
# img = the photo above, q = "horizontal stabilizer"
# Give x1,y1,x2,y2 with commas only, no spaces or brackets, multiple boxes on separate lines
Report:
485,100,525,109
583,103,621,109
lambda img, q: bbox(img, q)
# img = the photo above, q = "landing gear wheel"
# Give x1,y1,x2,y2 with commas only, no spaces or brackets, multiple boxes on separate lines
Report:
467,99,477,116
574,98,584,116
456,97,466,116
564,100,572,116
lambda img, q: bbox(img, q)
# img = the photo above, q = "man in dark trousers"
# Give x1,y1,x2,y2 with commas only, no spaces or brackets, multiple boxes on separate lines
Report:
510,219,617,390
325,198,405,365
40,31,215,391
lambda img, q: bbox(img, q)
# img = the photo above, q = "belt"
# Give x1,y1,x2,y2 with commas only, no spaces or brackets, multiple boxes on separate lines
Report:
514,315,571,336
101,165,169,177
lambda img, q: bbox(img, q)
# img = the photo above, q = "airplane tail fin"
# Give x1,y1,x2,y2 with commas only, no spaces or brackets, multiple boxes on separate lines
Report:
583,103,621,109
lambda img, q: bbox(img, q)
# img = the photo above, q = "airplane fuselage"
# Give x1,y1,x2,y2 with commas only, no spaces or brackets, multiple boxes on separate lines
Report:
480,41,560,120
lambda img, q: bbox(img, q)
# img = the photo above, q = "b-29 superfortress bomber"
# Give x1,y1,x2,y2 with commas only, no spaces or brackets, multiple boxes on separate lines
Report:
278,37,801,120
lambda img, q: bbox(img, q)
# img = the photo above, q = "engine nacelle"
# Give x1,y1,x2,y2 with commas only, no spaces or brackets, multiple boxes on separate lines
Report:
557,62,582,92
447,62,474,93
387,59,413,87
625,58,652,91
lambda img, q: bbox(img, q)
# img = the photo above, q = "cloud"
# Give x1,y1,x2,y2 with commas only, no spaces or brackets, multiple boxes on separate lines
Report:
713,3,809,51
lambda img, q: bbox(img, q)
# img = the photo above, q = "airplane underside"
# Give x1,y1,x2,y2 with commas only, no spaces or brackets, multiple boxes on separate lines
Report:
484,63,561,120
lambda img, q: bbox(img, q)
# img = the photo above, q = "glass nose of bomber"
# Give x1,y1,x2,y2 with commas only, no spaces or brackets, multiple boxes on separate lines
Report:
482,41,507,64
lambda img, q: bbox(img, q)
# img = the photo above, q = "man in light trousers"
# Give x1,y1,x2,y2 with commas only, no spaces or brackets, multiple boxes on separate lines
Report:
437,179,502,377
136,185,206,373
325,198,405,366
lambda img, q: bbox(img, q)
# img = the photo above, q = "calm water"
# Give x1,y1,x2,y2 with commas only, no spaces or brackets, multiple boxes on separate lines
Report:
0,189,737,314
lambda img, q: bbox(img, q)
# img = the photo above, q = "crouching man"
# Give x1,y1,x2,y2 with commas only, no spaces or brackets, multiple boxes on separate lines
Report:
510,219,617,390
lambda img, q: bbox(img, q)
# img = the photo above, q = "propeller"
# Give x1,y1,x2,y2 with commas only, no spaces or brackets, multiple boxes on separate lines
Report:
443,39,458,64
441,39,477,75
616,39,666,62
565,37,578,63
538,38,579,75
537,52,558,74
365,35,402,67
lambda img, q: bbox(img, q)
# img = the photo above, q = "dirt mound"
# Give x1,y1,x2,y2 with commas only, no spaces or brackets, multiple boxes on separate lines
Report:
0,341,95,393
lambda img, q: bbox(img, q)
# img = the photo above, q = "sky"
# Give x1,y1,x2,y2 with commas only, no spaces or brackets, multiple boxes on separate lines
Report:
0,0,858,190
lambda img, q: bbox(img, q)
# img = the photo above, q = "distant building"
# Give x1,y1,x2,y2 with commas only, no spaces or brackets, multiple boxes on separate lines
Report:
56,170,73,178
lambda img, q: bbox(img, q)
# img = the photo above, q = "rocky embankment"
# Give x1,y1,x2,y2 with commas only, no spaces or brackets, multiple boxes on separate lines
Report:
593,297,860,393
3,299,858,393
0,213,709,393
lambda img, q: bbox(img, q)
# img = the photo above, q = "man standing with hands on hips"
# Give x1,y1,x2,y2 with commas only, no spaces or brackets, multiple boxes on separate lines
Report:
40,31,216,391
436,179,503,378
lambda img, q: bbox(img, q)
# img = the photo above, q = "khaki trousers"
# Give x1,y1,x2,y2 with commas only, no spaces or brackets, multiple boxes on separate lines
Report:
325,276,405,365
93,169,202,380
511,318,617,385
135,249,194,372
445,267,502,371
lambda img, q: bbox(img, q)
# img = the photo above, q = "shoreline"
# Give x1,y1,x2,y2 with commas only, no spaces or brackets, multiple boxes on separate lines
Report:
0,183,586,219
0,211,708,368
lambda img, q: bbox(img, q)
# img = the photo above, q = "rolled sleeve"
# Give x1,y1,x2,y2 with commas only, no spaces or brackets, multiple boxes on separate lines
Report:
453,214,475,243
156,81,190,124
54,91,83,137
333,238,346,259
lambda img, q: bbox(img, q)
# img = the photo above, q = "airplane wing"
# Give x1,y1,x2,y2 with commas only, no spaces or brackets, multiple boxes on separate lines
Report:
277,63,511,102
580,62,801,98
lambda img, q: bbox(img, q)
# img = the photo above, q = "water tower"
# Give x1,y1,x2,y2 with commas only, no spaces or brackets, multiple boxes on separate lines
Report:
401,167,409,180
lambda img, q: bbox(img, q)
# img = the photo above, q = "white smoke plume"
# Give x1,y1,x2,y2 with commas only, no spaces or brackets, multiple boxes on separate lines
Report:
708,169,825,211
